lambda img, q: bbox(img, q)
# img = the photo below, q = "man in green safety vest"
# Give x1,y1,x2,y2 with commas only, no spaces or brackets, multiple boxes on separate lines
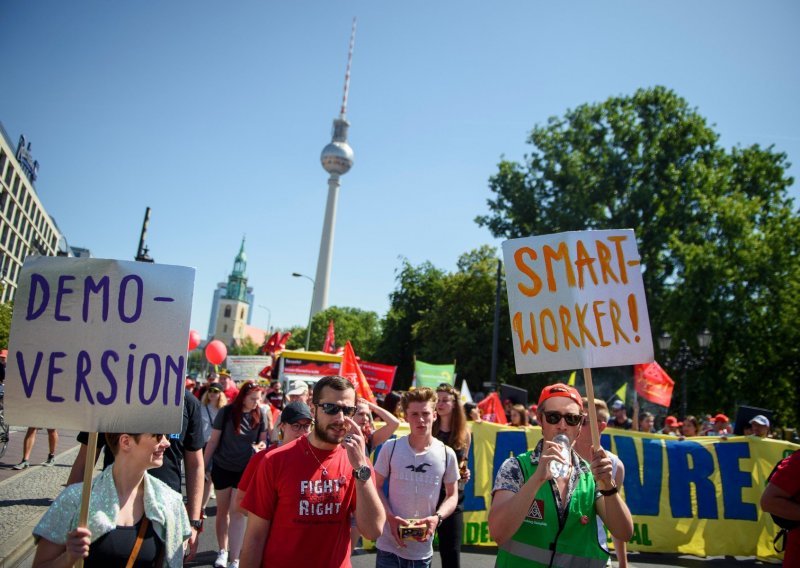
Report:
488,383,633,567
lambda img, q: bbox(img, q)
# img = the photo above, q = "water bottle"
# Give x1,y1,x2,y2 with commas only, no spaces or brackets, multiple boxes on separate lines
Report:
548,434,571,479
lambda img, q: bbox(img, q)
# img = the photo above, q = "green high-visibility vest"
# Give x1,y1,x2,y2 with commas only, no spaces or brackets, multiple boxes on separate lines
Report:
495,451,610,568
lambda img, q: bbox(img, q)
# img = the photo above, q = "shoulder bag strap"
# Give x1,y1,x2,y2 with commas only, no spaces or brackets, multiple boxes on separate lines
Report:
125,516,150,568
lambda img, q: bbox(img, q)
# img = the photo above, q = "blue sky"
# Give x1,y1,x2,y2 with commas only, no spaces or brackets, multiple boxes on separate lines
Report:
2,1,798,338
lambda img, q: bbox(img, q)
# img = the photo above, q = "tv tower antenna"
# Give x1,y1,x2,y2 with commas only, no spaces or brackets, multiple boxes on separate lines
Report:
313,18,357,316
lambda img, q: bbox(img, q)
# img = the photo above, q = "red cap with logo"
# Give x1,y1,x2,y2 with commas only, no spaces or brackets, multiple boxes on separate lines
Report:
538,383,584,410
712,413,730,423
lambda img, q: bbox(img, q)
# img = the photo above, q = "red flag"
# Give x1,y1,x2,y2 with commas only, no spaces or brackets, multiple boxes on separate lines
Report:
322,320,336,353
477,392,508,425
633,362,675,407
340,341,376,403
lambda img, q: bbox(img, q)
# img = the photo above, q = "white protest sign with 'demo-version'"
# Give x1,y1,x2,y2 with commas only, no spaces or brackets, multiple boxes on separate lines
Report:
5,257,195,433
502,229,654,374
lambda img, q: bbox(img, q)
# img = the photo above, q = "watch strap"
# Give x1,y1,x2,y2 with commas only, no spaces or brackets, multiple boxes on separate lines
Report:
599,484,619,496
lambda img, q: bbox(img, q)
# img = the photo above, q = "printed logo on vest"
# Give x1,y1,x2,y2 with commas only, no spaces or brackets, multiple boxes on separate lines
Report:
527,499,545,521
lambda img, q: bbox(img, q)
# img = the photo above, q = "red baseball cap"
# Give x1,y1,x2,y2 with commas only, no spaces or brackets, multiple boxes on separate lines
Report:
665,416,683,427
711,413,729,423
538,383,584,410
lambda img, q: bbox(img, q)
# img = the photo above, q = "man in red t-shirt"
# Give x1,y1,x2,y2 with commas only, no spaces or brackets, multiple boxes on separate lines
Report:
761,451,800,565
239,376,385,568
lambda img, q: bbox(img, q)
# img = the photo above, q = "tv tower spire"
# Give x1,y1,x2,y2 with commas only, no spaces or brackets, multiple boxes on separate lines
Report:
312,18,356,316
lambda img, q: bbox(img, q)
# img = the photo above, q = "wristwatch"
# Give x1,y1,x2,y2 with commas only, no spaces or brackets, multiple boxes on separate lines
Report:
599,483,619,497
190,519,204,531
352,465,372,482
435,512,443,527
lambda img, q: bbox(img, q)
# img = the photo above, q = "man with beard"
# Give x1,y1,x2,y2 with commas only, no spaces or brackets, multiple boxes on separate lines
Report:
239,376,385,568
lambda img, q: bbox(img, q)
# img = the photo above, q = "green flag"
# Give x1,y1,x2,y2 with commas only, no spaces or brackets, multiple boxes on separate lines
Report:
414,360,456,389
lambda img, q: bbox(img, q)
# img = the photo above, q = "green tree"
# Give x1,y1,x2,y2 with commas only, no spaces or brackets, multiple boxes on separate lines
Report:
413,246,518,395
229,336,262,356
286,306,382,360
0,302,12,350
375,260,447,389
477,86,799,426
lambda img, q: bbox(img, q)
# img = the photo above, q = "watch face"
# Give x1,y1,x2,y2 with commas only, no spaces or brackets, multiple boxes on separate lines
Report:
354,466,371,481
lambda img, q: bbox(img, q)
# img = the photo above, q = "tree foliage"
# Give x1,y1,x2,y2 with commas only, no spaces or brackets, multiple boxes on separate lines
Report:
0,301,12,350
477,86,799,426
286,306,382,360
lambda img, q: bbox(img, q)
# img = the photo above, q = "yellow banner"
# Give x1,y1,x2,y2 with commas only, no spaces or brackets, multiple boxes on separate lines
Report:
372,422,798,561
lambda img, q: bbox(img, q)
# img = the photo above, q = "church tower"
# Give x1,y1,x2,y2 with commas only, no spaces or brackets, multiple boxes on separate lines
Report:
214,237,251,346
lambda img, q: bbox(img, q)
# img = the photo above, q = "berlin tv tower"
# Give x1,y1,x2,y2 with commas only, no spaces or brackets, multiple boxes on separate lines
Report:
312,18,356,315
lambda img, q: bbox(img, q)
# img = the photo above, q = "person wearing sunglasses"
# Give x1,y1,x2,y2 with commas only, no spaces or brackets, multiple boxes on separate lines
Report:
489,383,633,567
240,376,384,568
33,433,191,567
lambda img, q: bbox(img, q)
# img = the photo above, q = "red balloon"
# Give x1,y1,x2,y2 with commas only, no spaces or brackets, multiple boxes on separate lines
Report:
205,340,227,365
188,330,201,351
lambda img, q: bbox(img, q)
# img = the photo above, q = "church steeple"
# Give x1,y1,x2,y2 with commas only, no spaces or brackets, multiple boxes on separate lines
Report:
225,236,248,302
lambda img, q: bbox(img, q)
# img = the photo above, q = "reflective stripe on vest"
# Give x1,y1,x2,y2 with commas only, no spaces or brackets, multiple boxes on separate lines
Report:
499,540,609,568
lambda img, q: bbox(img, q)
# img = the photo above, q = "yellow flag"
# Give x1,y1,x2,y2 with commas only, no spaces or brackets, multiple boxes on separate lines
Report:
615,383,627,403
567,371,577,386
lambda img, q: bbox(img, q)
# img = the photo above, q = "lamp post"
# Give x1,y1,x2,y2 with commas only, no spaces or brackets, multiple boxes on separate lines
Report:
258,305,272,334
292,273,315,351
657,329,712,420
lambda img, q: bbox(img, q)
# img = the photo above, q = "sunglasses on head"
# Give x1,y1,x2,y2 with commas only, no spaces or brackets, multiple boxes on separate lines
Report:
543,411,584,426
318,402,357,417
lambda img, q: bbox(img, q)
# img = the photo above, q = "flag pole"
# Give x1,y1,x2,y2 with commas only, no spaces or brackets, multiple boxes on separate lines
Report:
582,368,601,451
75,432,98,568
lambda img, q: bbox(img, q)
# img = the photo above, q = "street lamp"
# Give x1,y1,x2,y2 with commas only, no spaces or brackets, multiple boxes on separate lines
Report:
258,305,272,333
658,328,712,419
291,272,315,351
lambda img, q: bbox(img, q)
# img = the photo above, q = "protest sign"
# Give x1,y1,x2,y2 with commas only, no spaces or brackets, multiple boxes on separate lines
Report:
4,257,194,433
226,355,272,382
502,229,654,374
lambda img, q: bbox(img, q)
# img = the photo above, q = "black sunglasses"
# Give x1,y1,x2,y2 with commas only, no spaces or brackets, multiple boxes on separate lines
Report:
318,402,357,417
208,387,222,393
544,411,583,427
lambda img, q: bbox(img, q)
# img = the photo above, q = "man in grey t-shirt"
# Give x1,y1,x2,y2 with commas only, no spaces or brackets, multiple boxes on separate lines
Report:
374,387,459,567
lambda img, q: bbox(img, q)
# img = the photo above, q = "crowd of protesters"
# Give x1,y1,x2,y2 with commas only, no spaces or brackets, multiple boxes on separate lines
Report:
15,367,799,568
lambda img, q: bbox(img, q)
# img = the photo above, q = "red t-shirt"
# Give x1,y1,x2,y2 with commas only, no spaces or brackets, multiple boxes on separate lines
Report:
224,384,240,402
770,451,800,565
241,436,357,568
238,445,281,493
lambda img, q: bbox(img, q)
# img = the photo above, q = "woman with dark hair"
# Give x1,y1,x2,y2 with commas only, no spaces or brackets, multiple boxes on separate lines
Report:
680,415,700,438
203,381,268,568
33,433,190,567
433,383,471,568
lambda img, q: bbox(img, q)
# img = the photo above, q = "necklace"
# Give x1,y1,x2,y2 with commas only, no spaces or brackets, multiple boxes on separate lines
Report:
306,438,329,477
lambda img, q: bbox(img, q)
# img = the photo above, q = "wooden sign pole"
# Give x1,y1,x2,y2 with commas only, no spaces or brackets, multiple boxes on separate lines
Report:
75,432,98,568
582,368,601,451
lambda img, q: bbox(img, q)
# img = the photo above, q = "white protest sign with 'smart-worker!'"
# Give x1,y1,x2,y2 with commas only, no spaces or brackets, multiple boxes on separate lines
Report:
5,257,195,433
502,229,654,374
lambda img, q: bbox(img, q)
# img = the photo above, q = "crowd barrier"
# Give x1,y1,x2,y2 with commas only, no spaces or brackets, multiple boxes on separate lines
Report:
371,422,798,562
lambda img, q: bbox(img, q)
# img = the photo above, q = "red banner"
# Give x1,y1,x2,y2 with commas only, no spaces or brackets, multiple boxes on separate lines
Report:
359,361,397,396
634,361,675,407
282,359,341,377
477,392,508,425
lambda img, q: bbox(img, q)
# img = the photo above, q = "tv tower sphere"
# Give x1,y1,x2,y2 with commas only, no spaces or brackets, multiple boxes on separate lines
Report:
320,118,354,175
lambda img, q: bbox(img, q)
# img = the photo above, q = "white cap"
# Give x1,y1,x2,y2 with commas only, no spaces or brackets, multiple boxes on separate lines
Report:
287,380,308,397
749,415,770,427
